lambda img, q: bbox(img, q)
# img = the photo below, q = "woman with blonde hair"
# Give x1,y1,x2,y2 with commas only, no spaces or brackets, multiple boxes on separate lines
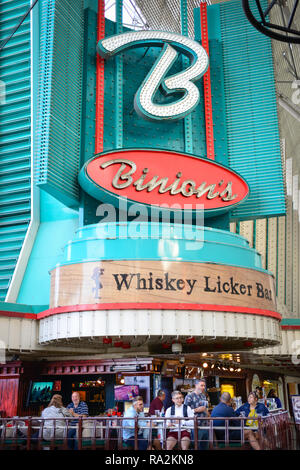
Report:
41,394,73,440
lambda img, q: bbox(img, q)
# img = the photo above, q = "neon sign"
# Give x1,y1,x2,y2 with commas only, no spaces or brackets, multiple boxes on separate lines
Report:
97,31,209,121
78,149,249,216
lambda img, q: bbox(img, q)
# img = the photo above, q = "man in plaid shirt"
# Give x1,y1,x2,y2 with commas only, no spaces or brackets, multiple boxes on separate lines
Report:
184,378,209,450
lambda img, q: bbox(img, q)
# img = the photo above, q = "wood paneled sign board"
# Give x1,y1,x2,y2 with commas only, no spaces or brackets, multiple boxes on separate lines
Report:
50,260,277,312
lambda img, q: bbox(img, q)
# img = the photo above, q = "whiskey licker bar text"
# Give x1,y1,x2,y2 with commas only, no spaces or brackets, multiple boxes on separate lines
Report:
50,261,277,312
112,272,272,301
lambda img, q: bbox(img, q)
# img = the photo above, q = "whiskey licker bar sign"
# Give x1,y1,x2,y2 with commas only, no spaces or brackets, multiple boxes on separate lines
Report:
79,149,249,216
50,261,277,314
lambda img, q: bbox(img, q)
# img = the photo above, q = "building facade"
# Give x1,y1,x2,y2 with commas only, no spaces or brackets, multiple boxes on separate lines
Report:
0,0,299,418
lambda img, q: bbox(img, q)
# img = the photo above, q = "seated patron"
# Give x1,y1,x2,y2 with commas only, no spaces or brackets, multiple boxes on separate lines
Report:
67,391,89,450
122,396,148,450
235,391,269,450
211,392,241,443
149,390,166,450
165,391,194,450
267,389,282,409
41,394,73,440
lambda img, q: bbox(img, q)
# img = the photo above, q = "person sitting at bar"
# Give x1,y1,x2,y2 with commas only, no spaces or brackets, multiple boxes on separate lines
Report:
41,394,73,440
149,390,166,450
149,390,165,416
267,389,282,409
31,394,72,443
165,391,194,450
184,378,209,450
211,392,242,444
235,391,269,450
122,396,148,450
67,391,89,450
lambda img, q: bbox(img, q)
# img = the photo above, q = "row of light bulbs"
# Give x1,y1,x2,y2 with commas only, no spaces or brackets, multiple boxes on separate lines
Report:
201,362,242,372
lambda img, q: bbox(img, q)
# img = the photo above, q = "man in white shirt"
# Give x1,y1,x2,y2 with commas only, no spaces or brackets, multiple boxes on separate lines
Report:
165,390,194,450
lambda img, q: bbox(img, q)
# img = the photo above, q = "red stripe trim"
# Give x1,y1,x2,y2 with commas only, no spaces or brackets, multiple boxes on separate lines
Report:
200,3,215,161
37,303,282,321
281,325,300,330
95,0,105,154
0,310,36,319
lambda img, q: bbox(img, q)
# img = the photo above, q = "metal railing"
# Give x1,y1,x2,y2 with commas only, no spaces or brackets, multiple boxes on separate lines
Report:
0,411,297,450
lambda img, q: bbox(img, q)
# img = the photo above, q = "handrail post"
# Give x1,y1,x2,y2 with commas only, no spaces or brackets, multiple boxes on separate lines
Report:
225,418,229,447
104,417,110,450
78,416,82,450
38,418,43,451
26,417,32,450
162,417,166,450
148,417,153,450
194,416,198,450
134,417,138,450
0,419,4,450
12,418,17,450
92,417,96,450
241,417,245,446
257,415,263,449
63,418,68,450
117,417,122,450
50,418,55,450
209,417,214,449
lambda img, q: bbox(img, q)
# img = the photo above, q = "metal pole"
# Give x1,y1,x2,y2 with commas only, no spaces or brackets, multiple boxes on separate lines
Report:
134,416,138,450
200,2,215,160
95,0,106,154
181,0,193,155
115,0,123,149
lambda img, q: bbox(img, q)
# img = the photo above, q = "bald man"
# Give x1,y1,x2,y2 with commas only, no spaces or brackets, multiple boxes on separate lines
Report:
211,392,240,442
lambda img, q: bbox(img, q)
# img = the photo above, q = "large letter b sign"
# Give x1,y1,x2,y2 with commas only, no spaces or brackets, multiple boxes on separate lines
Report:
97,31,209,122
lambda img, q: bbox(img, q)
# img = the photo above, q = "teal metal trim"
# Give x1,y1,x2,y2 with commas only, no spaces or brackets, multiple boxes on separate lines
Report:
34,0,84,208
265,217,269,269
75,221,252,244
281,319,300,325
115,0,123,149
276,216,279,295
0,301,47,314
51,222,270,275
181,0,193,155
253,219,256,249
219,0,286,220
79,7,98,226
0,0,32,301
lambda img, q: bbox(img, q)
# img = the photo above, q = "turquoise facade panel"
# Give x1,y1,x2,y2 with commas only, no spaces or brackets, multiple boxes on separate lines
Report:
0,0,32,300
16,190,78,305
53,222,266,274
34,0,84,208
218,0,285,219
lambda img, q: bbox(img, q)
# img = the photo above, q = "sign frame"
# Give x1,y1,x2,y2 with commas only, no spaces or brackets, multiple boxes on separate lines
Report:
78,148,250,217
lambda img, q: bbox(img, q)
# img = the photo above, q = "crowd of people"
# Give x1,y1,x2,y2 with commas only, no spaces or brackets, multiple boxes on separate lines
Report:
30,378,274,450
122,379,269,450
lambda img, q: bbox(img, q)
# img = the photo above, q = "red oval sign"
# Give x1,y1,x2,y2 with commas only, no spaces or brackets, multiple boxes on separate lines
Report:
79,149,249,214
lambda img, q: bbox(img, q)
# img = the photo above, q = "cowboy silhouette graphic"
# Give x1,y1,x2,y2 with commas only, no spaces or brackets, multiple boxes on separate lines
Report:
91,267,104,299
